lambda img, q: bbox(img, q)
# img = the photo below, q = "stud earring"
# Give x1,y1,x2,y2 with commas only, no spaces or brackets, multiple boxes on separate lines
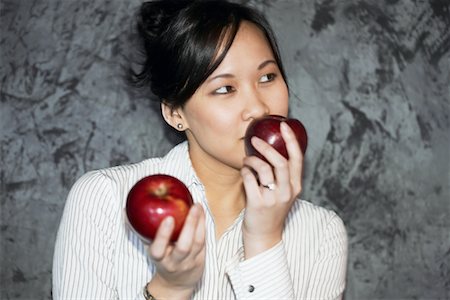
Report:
176,123,183,129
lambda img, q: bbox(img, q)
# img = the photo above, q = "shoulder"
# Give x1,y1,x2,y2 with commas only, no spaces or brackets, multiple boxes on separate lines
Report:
71,156,163,195
285,199,347,242
289,199,341,221
65,142,190,209
65,155,166,212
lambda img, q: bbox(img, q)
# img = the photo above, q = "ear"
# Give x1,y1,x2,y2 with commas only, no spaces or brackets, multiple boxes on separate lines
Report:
161,102,187,131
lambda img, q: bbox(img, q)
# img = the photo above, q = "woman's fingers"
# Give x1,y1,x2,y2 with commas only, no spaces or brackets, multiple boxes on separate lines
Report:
244,137,277,182
149,216,175,260
280,122,303,193
240,166,262,200
147,204,206,266
243,122,303,199
172,204,202,261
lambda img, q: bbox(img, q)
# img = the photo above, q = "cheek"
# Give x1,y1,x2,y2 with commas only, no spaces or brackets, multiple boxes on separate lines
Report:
207,112,237,135
187,105,235,136
268,83,289,115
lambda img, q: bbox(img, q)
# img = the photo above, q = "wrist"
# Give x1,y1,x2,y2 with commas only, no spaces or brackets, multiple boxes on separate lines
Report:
143,282,157,300
242,230,282,259
146,275,194,300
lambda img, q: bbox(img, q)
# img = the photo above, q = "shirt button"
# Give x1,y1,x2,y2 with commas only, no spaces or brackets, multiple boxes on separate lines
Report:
248,285,255,293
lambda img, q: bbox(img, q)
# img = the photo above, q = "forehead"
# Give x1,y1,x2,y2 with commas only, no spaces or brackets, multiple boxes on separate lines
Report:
235,21,269,44
221,23,274,69
214,21,274,65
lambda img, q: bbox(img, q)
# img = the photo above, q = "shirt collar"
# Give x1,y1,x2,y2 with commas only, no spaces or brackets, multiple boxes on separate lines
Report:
159,141,203,190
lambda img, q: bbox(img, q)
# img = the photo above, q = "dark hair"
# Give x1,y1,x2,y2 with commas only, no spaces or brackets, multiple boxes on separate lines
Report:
131,0,287,108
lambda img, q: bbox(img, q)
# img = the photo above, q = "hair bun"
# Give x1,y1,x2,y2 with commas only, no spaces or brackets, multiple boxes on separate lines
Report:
138,0,191,39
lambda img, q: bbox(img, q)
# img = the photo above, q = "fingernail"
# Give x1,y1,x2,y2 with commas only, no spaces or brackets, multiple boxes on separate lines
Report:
280,122,289,132
190,205,199,216
164,217,174,227
251,136,262,145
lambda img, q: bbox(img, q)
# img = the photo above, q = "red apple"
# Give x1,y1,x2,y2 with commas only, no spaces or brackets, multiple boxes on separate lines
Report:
126,174,193,243
245,115,307,162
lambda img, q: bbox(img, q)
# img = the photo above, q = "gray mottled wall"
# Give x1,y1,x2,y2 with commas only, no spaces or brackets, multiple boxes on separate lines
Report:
1,0,449,299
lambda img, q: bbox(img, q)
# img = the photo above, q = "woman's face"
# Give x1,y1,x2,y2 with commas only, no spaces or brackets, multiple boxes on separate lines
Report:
180,21,289,171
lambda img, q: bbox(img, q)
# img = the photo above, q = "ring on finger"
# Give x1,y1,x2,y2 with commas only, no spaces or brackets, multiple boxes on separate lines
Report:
261,182,276,191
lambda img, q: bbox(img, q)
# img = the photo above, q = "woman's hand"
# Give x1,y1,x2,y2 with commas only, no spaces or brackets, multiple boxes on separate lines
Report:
145,204,206,300
241,122,303,258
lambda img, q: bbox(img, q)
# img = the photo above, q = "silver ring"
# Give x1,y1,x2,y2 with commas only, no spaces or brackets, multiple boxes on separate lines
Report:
261,182,276,191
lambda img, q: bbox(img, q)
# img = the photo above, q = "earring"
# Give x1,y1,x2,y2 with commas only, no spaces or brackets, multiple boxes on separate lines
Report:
176,123,183,130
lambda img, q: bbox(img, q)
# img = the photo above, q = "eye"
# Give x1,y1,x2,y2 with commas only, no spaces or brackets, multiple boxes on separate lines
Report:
259,73,277,83
213,85,235,95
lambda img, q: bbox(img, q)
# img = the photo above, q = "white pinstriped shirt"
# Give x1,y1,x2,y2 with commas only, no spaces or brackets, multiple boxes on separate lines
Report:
53,141,348,299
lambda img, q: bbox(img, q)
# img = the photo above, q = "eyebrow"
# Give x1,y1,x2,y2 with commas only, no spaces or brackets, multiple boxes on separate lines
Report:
258,59,277,70
206,59,278,83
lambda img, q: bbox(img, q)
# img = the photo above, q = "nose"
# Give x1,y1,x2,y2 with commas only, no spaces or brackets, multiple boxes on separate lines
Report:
241,88,269,121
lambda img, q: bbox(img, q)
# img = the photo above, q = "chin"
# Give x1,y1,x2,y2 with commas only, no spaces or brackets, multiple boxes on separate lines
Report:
225,152,246,171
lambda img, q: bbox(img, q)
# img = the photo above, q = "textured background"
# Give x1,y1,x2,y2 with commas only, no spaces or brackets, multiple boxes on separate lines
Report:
1,0,449,299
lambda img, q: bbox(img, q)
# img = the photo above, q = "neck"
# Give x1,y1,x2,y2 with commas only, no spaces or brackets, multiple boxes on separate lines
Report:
188,142,246,236
190,144,244,204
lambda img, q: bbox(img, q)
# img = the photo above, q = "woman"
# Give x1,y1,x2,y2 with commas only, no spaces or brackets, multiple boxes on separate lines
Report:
52,1,348,299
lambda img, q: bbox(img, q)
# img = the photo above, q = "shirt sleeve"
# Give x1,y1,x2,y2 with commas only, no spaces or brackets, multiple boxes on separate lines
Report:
305,213,348,300
225,241,294,300
52,171,121,299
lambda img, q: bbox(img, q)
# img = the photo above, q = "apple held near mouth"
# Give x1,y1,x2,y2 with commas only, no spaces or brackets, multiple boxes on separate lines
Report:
126,174,193,243
245,115,308,162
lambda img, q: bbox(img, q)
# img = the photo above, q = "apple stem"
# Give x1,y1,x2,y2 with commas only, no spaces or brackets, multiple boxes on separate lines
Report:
153,184,168,198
